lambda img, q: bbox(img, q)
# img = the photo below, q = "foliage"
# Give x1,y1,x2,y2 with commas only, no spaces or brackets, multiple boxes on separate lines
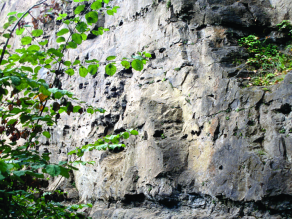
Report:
238,22,292,87
0,0,151,217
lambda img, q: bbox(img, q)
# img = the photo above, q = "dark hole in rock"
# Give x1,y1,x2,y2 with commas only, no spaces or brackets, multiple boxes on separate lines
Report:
153,130,164,137
150,52,156,59
247,120,255,126
109,146,124,153
276,103,292,115
79,83,83,89
158,198,179,208
119,20,123,26
181,134,188,139
114,127,126,133
219,165,223,170
196,24,207,31
123,193,145,204
159,48,166,53
94,169,97,172
121,178,123,181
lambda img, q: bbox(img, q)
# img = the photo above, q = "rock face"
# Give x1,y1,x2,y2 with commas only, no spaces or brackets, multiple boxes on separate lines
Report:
1,0,292,218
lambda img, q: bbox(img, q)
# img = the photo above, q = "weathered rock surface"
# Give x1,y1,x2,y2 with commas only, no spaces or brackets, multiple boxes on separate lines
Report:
1,0,292,218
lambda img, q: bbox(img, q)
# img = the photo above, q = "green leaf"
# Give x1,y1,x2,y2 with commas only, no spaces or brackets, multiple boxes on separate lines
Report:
107,10,114,15
91,1,102,10
88,64,98,75
39,40,48,46
76,22,87,33
3,33,11,39
54,92,63,99
32,29,43,37
79,66,88,77
87,108,94,114
81,33,87,40
7,119,17,125
21,36,32,45
11,76,21,86
27,45,40,51
63,61,71,67
34,66,41,73
74,5,85,15
8,16,17,24
122,132,130,139
106,56,116,61
72,33,82,45
131,59,143,71
57,28,69,36
130,130,139,135
42,131,51,138
60,166,70,178
3,23,10,29
105,63,116,76
67,41,77,49
121,61,130,69
85,11,98,25
48,48,63,58
144,53,152,58
16,28,25,35
39,85,51,96
73,60,80,65
7,11,17,16
56,37,65,43
21,66,33,72
65,69,75,76
46,165,61,177
73,106,82,113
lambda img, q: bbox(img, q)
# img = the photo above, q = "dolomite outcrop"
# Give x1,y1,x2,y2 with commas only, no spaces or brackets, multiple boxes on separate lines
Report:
1,0,292,218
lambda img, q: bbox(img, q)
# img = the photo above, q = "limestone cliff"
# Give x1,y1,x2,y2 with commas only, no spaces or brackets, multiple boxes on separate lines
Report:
1,0,292,218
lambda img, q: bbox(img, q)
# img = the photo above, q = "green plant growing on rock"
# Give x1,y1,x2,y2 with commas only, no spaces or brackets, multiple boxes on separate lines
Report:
166,0,171,10
0,0,150,217
238,22,292,87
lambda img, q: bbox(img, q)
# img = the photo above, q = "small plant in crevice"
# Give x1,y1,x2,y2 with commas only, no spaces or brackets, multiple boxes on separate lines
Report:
161,133,166,139
238,21,292,87
258,150,266,155
166,0,171,10
174,67,181,71
279,129,286,134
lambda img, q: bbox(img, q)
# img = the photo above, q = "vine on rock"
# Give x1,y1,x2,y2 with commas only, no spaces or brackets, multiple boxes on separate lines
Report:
0,0,151,217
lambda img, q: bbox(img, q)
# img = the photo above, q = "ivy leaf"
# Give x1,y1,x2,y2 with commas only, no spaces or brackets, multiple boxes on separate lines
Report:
88,64,98,75
47,48,63,58
74,5,85,15
121,61,130,69
85,11,98,25
79,66,88,77
122,132,130,139
106,56,116,61
21,36,32,45
7,119,17,125
72,33,82,45
73,60,80,65
42,131,51,138
57,28,69,36
131,59,143,71
56,37,65,43
45,165,61,177
16,28,25,35
91,1,102,10
32,29,43,37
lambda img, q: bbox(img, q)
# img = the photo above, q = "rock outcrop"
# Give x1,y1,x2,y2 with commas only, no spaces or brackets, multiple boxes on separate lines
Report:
1,0,292,218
